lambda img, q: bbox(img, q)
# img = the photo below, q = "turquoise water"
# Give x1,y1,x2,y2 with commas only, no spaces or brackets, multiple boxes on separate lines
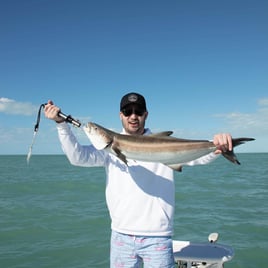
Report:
0,154,267,267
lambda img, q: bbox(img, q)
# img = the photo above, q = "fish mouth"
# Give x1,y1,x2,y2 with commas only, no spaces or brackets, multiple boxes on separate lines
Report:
83,124,91,134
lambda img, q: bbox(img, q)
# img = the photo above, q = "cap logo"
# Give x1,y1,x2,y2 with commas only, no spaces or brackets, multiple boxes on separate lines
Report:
128,94,138,103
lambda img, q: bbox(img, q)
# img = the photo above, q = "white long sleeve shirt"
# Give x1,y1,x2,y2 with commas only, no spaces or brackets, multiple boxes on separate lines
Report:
56,122,218,236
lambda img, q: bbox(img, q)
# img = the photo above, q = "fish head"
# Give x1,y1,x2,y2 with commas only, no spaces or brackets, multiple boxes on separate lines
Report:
83,122,113,150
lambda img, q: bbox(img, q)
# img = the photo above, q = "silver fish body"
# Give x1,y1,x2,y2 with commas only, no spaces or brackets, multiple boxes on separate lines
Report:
83,122,255,171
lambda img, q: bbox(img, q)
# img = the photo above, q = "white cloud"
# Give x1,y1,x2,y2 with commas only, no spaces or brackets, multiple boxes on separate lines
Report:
258,98,268,106
214,97,268,137
0,97,38,116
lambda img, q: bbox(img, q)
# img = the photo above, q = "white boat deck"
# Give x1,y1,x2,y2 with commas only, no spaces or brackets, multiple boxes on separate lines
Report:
172,236,234,268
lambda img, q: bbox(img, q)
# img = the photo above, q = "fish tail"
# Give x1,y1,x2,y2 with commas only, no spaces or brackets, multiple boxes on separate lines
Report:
222,150,241,165
222,137,255,165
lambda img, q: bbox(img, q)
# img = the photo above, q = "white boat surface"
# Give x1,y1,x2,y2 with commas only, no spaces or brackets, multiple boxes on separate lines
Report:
173,233,234,268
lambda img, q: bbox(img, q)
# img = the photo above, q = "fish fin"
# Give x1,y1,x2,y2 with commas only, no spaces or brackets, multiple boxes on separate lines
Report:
167,164,183,172
222,137,255,165
232,137,255,147
112,146,128,165
222,150,241,165
149,131,173,137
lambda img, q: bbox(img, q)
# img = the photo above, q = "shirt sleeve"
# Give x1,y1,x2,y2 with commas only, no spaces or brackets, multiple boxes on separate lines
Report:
56,122,106,167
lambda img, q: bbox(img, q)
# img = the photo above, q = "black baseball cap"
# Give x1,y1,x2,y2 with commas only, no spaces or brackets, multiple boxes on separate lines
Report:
120,92,147,111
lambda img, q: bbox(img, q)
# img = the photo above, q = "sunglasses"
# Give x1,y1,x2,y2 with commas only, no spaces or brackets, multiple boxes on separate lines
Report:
122,107,146,116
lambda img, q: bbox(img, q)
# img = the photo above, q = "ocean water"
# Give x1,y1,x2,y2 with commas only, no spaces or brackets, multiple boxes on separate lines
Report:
0,154,267,268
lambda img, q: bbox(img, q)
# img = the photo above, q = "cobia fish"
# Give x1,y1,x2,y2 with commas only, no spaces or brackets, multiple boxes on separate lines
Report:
83,122,255,171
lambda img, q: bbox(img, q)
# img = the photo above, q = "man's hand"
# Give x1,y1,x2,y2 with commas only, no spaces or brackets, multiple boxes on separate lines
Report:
44,100,65,123
213,133,233,154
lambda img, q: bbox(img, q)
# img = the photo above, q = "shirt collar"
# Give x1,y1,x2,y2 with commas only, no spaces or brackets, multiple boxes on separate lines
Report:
121,128,151,135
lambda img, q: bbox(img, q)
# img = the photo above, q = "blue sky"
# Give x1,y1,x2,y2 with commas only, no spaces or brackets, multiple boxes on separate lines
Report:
0,0,267,155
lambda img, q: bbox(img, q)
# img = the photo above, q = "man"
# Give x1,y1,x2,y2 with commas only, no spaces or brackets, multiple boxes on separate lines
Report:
44,92,232,268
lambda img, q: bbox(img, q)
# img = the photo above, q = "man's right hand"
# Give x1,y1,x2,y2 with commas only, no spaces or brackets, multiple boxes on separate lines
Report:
44,100,65,123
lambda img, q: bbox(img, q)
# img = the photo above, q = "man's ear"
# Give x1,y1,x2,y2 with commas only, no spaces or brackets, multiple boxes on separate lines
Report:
144,111,148,120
